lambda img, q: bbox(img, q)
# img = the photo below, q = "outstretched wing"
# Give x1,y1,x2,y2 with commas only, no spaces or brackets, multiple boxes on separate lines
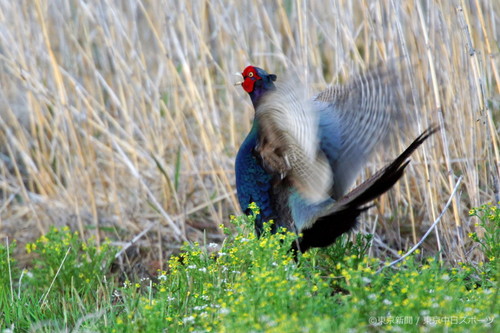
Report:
255,81,333,203
316,63,405,198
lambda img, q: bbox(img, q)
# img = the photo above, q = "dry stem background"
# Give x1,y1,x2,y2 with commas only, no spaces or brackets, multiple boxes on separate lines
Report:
0,0,498,269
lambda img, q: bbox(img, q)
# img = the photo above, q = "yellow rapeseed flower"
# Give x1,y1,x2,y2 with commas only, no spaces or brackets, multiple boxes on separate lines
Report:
25,243,36,253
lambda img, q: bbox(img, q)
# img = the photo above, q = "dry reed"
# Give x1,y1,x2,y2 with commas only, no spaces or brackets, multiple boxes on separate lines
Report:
0,0,498,267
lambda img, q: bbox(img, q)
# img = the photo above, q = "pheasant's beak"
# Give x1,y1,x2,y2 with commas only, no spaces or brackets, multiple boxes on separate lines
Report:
234,72,244,86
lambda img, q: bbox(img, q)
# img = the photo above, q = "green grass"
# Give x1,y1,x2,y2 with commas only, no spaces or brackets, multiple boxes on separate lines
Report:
1,204,498,332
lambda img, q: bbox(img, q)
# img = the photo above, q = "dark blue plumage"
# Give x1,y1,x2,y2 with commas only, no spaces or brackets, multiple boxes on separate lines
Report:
235,65,438,252
235,120,274,233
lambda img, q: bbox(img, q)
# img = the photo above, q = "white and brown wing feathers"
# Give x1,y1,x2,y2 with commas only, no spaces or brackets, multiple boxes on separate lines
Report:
255,82,333,203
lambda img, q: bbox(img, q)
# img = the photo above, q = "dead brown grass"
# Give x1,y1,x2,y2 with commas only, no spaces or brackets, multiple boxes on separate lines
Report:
0,0,498,266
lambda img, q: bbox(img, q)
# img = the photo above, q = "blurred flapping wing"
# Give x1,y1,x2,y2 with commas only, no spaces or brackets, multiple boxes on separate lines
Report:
315,63,404,198
255,82,333,203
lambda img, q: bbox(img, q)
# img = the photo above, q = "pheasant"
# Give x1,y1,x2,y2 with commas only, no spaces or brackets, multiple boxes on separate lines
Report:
235,65,437,253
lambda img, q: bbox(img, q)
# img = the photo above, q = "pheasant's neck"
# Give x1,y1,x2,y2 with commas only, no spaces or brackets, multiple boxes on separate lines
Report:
249,90,266,107
245,118,259,144
237,118,259,158
249,85,274,107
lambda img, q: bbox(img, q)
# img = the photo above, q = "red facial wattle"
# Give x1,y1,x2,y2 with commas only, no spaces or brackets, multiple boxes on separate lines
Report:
241,66,262,93
242,77,254,93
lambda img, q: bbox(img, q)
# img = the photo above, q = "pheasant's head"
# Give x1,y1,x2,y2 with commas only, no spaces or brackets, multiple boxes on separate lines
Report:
239,66,277,105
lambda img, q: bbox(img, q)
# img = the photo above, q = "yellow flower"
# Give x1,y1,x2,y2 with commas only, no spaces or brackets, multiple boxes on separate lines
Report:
26,243,36,253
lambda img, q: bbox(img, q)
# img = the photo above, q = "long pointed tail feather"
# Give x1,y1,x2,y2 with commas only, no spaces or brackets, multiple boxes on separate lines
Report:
338,125,439,208
293,125,439,253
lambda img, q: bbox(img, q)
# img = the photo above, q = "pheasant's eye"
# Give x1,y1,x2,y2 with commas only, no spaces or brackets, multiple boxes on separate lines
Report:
248,72,254,78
